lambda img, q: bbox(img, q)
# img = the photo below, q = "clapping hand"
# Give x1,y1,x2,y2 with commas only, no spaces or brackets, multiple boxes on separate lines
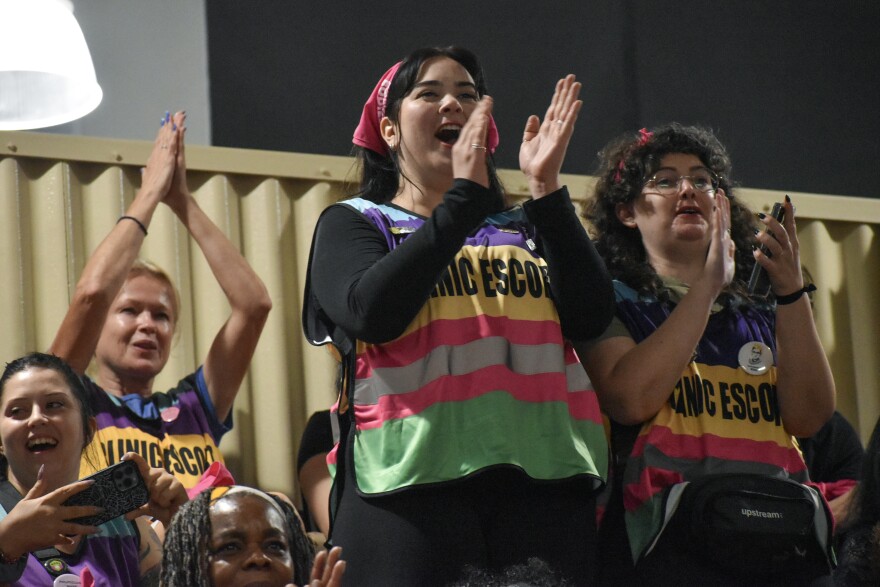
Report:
519,74,583,198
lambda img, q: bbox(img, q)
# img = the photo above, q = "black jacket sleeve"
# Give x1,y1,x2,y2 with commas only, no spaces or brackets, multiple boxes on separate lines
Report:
522,188,614,340
309,179,503,344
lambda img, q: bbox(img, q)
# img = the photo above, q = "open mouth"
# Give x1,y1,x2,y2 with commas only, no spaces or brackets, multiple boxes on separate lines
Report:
435,124,462,145
27,437,58,452
676,206,702,216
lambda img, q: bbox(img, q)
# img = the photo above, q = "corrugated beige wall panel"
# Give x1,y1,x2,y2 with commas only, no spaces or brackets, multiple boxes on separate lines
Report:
843,224,880,437
293,181,348,416
799,220,857,429
23,161,73,351
238,176,299,492
0,158,32,359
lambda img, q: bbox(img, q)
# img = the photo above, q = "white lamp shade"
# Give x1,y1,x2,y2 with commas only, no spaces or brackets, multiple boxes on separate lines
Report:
0,0,102,130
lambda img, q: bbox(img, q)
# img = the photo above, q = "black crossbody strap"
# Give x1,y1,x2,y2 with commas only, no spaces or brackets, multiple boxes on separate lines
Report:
0,479,21,513
0,480,79,578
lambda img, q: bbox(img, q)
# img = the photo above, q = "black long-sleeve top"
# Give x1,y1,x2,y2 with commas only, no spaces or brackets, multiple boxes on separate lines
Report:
307,179,614,347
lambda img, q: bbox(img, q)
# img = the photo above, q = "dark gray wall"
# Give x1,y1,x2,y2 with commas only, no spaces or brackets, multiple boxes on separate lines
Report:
206,0,879,198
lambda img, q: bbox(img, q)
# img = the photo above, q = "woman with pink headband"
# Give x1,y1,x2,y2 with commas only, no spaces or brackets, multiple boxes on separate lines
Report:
303,46,613,585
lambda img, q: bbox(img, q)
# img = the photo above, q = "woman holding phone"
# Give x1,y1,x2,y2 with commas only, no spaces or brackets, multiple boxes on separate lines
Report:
0,352,187,586
577,124,836,585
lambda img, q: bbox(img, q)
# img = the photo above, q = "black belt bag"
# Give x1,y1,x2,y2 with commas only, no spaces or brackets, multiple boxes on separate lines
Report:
648,473,835,580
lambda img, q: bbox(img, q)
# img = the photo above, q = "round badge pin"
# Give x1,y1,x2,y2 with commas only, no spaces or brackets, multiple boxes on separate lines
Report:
161,405,180,423
737,341,774,375
44,558,68,575
53,573,80,586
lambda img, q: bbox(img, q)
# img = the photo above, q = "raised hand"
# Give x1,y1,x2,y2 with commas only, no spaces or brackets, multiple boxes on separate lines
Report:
451,96,494,188
702,191,736,295
0,468,100,559
753,196,804,296
308,546,346,587
121,452,188,526
140,111,180,203
164,111,192,214
519,74,583,198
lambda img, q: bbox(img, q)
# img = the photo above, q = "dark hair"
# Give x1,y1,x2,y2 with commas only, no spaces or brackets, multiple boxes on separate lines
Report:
355,45,505,204
450,558,571,586
0,352,95,476
842,416,880,534
584,123,759,298
161,488,315,587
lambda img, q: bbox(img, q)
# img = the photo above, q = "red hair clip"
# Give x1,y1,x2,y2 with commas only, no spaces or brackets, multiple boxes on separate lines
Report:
614,128,653,183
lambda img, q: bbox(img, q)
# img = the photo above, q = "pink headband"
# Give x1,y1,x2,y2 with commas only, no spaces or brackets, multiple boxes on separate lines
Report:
352,60,500,155
614,128,653,183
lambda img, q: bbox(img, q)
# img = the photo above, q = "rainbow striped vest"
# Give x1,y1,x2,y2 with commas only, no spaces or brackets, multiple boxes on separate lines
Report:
612,281,808,561
327,198,608,495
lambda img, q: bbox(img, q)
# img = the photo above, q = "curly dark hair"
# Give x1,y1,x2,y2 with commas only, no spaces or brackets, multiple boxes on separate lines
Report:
356,45,505,205
584,123,759,299
160,488,315,587
449,557,571,586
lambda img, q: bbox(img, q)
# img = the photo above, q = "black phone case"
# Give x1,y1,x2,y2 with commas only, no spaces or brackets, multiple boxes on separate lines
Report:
61,460,149,526
748,202,785,297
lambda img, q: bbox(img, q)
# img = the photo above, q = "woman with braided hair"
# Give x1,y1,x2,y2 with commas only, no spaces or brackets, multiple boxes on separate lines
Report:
161,486,344,587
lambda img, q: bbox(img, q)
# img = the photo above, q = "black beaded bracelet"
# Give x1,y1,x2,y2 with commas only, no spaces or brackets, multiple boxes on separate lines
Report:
775,284,817,305
117,215,148,236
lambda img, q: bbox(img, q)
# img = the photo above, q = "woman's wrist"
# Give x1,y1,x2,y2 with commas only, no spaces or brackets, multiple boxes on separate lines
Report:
0,541,25,565
775,283,816,306
528,177,560,199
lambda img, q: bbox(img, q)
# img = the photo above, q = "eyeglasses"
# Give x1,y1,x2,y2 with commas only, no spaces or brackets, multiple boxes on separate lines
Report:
643,169,720,196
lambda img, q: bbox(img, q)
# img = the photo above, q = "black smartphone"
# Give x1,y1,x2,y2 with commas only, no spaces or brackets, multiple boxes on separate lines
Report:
61,460,149,526
748,202,785,297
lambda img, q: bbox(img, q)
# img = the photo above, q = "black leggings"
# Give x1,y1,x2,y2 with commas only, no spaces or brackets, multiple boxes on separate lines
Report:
330,462,598,586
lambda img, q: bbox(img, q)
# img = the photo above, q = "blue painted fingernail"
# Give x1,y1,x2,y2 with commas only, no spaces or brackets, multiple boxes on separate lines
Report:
784,194,791,204
757,212,766,219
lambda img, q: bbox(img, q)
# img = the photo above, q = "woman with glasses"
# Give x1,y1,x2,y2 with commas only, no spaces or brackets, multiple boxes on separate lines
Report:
576,124,835,585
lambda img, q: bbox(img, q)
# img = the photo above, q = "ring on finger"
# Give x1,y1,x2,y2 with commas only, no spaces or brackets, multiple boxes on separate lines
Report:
555,120,564,125
471,143,487,151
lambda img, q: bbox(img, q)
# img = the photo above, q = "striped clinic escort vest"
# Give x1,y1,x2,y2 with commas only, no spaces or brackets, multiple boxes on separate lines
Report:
318,198,608,495
612,281,809,560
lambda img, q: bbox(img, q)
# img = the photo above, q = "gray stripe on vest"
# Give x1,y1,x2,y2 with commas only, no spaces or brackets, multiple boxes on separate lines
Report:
354,337,588,405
